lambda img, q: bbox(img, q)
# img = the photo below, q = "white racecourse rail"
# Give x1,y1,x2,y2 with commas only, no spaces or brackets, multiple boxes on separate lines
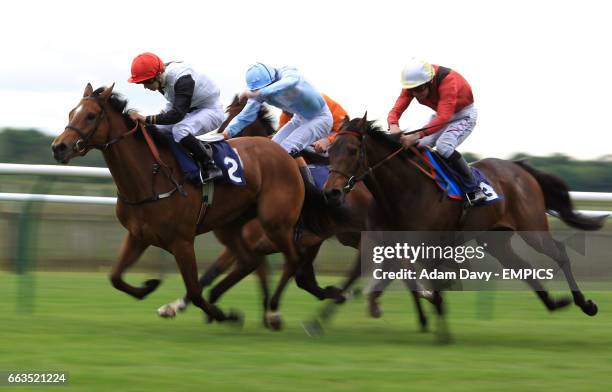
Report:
0,163,610,217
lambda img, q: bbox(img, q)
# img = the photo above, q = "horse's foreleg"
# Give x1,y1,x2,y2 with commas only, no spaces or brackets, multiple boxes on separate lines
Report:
158,247,239,318
402,278,429,332
339,251,362,293
294,243,345,302
171,240,229,323
110,234,159,300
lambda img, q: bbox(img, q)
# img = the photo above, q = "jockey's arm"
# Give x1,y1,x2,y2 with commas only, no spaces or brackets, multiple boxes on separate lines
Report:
225,98,262,137
387,89,413,131
421,81,458,137
258,68,300,98
145,75,194,125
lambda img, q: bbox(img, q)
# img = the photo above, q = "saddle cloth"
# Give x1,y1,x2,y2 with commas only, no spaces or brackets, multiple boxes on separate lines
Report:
422,149,502,205
163,132,246,186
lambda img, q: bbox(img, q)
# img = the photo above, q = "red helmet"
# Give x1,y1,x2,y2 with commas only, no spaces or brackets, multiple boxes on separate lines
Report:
128,52,165,83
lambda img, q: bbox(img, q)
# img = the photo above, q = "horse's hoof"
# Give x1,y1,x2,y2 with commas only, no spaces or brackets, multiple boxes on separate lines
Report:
157,304,176,318
144,279,161,292
203,314,214,324
553,297,572,310
324,286,346,303
227,309,245,327
419,319,429,333
582,300,598,316
368,300,383,319
265,311,283,331
435,332,454,345
302,319,324,337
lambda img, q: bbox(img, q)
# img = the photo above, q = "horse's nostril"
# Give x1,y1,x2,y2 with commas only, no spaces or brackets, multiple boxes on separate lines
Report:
324,188,344,205
52,142,69,161
52,142,67,153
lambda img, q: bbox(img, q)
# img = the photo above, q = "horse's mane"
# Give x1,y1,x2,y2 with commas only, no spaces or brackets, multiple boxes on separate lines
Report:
343,117,402,147
92,87,137,130
342,117,412,159
228,94,276,136
90,86,176,147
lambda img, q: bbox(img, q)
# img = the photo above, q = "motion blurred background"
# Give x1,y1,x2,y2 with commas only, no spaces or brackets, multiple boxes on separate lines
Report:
2,0,612,390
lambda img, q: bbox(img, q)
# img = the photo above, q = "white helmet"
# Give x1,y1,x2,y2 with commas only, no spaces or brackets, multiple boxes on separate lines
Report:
400,58,435,89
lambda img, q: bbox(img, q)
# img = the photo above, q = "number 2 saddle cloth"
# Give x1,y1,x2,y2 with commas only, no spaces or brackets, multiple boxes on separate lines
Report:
165,132,246,186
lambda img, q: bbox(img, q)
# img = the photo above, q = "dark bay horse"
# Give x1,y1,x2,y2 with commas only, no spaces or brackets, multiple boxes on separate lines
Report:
326,115,606,323
158,97,433,331
51,83,349,327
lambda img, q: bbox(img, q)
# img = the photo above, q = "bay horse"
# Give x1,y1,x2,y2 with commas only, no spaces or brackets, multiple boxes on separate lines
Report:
158,96,432,331
326,115,606,324
51,83,350,328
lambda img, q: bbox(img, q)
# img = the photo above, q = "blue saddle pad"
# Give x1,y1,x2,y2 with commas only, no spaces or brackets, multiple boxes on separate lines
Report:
164,134,246,186
306,164,330,190
424,150,502,205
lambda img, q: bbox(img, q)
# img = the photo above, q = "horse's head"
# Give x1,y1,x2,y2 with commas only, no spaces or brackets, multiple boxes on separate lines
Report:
52,83,118,163
324,113,372,203
218,94,276,137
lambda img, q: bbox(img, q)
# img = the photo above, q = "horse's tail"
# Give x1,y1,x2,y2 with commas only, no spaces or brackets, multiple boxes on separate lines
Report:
514,160,606,231
300,180,354,238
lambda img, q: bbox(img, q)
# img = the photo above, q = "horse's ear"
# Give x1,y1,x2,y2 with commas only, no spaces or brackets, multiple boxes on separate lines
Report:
83,83,93,97
99,83,115,102
341,116,350,129
356,111,368,131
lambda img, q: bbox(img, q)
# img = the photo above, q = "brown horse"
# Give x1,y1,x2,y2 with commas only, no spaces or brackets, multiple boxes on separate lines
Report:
51,83,349,328
325,115,606,323
157,97,432,331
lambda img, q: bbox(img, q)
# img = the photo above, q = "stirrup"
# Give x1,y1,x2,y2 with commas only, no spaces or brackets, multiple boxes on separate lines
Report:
201,165,223,183
466,190,486,206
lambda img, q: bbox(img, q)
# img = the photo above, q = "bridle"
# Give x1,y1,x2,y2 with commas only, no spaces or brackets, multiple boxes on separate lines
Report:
63,96,186,205
329,117,469,193
65,97,140,153
329,129,405,194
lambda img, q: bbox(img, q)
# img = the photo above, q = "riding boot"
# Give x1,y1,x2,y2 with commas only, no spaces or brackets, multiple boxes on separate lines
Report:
298,166,315,186
179,134,223,183
447,150,486,205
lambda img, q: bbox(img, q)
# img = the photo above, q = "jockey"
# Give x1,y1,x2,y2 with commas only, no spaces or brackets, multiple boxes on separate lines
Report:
278,94,349,153
223,63,333,183
388,58,486,205
128,52,224,182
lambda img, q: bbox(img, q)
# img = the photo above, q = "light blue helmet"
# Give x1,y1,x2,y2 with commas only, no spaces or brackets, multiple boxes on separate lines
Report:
246,63,277,91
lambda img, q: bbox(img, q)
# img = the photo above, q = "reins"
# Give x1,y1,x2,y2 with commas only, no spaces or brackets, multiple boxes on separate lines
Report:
64,98,187,205
118,122,187,205
335,116,467,193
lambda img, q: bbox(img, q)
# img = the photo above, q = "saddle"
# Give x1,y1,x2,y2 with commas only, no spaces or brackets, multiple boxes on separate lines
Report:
418,148,502,205
162,131,246,186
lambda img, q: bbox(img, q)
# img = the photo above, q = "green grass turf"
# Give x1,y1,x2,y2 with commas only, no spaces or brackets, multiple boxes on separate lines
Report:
1,272,611,391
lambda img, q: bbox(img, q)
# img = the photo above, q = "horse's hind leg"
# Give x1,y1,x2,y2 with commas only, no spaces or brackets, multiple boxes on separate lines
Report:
199,248,237,288
255,261,271,325
485,230,572,311
110,233,159,300
521,231,598,316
